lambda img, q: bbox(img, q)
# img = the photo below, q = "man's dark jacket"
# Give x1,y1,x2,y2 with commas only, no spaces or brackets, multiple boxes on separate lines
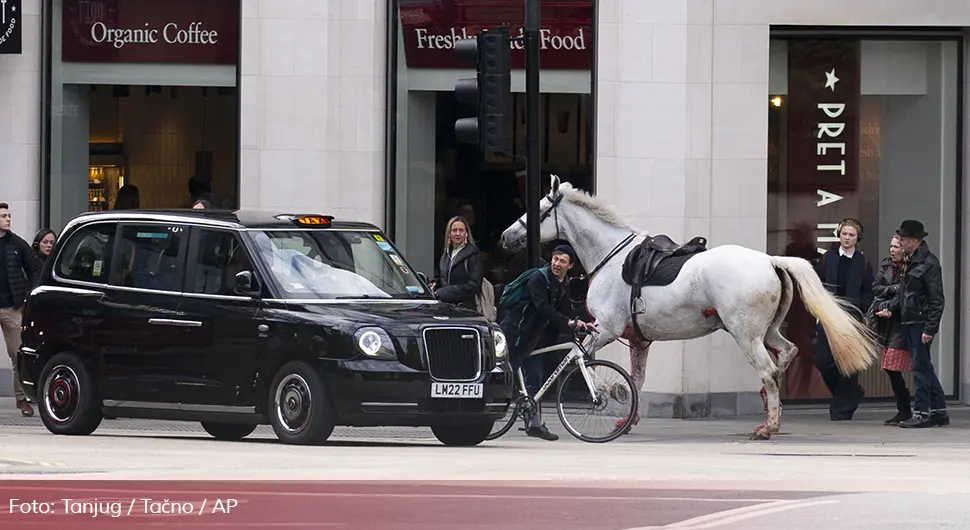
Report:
899,240,945,336
1,231,43,309
499,266,571,361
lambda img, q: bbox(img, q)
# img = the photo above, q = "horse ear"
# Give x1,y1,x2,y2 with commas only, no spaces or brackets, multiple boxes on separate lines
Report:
550,174,561,192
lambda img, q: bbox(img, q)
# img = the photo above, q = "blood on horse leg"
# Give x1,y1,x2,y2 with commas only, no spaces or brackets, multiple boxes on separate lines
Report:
759,344,781,413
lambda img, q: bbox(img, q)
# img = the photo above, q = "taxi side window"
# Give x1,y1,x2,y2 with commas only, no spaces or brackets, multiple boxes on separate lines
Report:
192,230,255,296
55,223,116,284
115,224,185,292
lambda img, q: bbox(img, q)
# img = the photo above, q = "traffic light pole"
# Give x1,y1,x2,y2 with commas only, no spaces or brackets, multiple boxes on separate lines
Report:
524,0,541,269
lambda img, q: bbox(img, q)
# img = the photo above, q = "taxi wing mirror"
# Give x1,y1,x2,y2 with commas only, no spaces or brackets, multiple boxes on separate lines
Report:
234,270,261,297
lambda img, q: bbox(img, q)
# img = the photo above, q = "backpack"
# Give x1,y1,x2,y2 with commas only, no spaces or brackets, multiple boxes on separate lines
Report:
499,267,548,312
476,276,497,321
463,260,497,321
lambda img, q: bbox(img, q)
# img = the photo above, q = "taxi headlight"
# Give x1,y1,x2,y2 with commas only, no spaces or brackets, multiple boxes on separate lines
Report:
354,327,397,360
492,329,507,359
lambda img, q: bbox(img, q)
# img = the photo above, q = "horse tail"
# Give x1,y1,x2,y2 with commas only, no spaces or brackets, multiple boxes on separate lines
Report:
768,256,879,375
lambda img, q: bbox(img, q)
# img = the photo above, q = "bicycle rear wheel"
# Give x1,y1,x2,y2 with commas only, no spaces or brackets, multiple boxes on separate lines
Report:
556,359,638,443
485,398,520,441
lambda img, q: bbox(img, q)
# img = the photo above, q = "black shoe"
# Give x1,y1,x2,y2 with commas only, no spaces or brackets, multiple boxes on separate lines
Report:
899,412,933,428
930,410,950,426
525,425,559,441
884,410,912,426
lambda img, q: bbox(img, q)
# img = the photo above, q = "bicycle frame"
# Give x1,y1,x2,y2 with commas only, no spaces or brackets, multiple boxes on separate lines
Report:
513,336,599,404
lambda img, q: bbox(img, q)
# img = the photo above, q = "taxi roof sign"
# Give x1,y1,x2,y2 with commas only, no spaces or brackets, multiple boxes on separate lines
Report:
276,214,334,226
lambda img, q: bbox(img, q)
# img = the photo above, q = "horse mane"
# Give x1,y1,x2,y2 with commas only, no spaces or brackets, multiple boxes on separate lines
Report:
557,181,638,231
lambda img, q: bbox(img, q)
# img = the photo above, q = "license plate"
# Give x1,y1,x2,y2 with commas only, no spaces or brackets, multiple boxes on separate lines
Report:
431,382,483,399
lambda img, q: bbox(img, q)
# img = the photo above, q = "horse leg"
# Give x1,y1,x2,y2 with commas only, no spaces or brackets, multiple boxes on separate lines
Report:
762,327,797,432
734,336,781,440
616,338,650,432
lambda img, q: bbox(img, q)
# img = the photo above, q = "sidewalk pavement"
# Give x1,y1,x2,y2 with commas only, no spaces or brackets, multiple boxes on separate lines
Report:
2,397,968,445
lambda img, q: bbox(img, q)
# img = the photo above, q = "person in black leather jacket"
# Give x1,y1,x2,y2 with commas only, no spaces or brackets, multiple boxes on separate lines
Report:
893,220,948,428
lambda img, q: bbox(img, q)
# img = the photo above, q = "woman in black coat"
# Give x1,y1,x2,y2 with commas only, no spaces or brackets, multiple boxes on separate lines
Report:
868,235,912,425
31,228,56,262
432,216,483,311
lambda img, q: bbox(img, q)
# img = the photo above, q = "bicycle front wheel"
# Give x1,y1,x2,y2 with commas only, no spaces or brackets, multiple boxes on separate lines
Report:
556,359,639,443
485,398,520,441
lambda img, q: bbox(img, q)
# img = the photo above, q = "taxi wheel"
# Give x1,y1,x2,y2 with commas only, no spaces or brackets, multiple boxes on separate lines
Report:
37,352,102,436
268,361,336,445
431,421,494,447
200,421,258,441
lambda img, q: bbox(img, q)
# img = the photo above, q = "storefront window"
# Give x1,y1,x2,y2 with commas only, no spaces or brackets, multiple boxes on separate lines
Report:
45,0,240,231
767,35,961,401
387,0,595,295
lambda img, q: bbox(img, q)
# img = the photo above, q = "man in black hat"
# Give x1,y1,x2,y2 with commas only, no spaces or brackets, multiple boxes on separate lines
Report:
893,220,948,428
499,244,595,441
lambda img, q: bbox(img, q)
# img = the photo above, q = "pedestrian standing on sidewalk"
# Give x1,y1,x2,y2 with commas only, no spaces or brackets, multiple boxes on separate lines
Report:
868,234,912,425
893,220,949,428
813,218,874,421
0,203,44,416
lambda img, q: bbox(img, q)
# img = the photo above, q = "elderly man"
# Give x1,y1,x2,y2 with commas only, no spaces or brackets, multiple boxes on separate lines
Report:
893,220,948,428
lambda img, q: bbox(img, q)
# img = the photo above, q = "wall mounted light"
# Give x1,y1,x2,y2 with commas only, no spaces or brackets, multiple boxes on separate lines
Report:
770,96,783,107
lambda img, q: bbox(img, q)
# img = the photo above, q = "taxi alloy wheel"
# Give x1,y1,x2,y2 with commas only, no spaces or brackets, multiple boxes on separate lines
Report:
38,352,102,436
268,360,336,445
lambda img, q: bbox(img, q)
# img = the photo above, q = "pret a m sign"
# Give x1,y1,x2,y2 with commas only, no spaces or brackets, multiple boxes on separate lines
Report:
786,40,861,255
62,0,238,65
0,0,22,55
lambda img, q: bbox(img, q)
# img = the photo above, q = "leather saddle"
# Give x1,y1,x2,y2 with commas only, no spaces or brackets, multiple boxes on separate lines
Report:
621,234,708,342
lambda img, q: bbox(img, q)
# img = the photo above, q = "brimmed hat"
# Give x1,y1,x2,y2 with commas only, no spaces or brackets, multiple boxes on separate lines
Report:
896,220,928,238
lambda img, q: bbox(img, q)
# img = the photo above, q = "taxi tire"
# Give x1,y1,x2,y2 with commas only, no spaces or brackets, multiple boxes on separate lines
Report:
431,421,494,447
201,421,258,441
37,352,103,436
268,360,336,445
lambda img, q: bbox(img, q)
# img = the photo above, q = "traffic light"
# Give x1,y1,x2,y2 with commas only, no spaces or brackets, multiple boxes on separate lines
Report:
454,26,513,157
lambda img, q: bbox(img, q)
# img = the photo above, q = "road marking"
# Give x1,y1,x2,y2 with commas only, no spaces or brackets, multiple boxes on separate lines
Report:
0,485,784,503
625,498,840,529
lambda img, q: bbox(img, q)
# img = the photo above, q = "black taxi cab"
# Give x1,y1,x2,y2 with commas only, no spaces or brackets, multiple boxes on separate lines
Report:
17,210,512,446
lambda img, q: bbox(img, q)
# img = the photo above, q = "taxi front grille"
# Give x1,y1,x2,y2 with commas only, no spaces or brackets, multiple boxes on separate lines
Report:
423,327,482,381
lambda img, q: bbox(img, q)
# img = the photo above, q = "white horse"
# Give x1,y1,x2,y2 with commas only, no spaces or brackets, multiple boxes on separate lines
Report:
498,176,879,440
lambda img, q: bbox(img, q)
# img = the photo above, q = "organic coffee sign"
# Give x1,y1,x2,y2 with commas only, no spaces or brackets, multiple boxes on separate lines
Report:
0,0,22,55
62,0,238,65
399,0,593,69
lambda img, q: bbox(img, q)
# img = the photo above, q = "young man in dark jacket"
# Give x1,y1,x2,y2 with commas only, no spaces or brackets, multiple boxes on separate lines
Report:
499,245,595,441
894,220,949,428
0,203,44,416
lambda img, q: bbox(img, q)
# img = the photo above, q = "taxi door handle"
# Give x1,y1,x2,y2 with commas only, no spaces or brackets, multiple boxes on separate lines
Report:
149,318,202,328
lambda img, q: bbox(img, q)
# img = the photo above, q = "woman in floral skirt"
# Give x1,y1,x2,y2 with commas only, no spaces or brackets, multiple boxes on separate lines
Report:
868,235,912,425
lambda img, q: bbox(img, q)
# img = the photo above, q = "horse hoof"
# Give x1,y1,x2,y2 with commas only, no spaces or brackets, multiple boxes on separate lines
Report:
749,425,772,440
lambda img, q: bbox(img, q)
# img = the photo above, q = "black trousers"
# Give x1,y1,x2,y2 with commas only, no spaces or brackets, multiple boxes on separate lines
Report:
813,324,864,419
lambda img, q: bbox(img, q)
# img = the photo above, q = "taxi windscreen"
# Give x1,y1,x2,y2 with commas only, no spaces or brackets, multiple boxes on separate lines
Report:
250,230,431,299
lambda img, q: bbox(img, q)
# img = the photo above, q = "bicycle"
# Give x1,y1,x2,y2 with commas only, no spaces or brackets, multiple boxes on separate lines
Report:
486,329,639,443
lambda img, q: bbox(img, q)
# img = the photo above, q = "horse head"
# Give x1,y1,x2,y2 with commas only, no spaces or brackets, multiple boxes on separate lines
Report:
499,174,573,253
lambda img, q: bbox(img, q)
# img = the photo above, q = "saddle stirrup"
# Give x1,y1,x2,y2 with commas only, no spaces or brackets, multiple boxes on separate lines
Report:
632,296,646,315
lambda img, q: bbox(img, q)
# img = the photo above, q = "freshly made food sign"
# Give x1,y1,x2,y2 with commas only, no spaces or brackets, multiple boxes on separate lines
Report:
89,21,220,48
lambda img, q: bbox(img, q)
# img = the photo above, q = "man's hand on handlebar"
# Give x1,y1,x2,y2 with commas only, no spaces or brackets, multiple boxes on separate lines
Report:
569,319,598,333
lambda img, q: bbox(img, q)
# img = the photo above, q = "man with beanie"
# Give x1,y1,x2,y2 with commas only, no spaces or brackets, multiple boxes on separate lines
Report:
499,244,595,441
894,220,949,428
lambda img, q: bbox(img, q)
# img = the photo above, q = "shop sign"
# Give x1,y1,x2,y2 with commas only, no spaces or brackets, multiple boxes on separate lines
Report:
0,0,22,55
399,0,593,69
61,0,238,65
785,40,862,255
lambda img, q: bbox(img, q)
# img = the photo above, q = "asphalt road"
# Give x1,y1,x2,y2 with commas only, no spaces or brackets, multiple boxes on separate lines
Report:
3,403,970,528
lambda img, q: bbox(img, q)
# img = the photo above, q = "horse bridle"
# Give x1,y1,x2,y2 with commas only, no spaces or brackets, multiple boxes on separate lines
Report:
516,190,637,278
